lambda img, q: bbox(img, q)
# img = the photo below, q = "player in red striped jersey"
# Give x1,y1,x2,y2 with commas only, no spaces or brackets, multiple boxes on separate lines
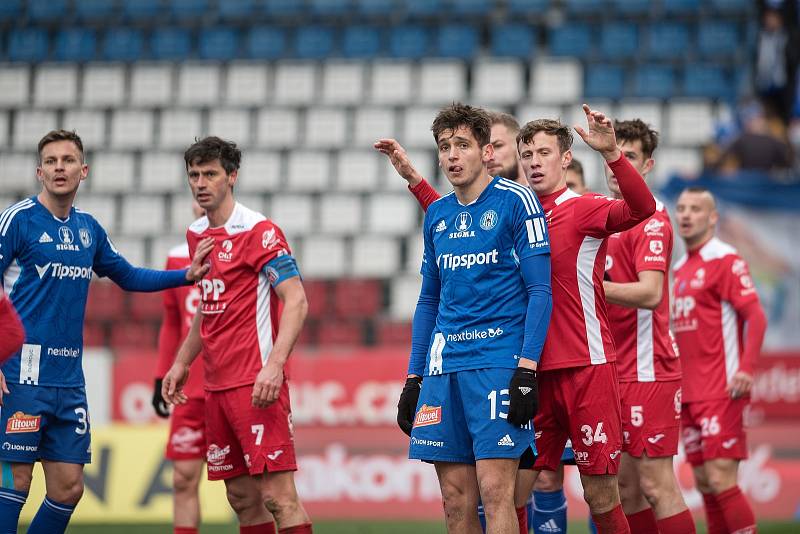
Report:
673,187,767,534
0,292,24,366
602,120,694,533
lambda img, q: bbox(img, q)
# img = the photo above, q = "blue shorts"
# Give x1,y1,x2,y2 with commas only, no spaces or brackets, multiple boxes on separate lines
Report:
0,383,91,464
561,440,576,465
409,368,535,463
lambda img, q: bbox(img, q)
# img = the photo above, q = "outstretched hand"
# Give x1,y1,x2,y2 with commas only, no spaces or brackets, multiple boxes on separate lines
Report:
574,104,621,161
186,237,214,282
374,138,424,187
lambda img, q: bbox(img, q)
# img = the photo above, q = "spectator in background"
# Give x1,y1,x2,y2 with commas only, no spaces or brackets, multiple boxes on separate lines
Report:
565,159,589,194
719,102,794,173
755,6,800,124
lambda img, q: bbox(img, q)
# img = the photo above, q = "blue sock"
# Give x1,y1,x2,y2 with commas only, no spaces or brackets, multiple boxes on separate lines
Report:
477,501,487,533
0,487,28,534
532,489,567,534
26,496,75,534
588,516,598,534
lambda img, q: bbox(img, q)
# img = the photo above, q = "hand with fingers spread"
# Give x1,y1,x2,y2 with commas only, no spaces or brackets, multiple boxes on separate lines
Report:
727,371,753,399
374,138,425,187
252,361,284,408
162,361,190,406
574,104,621,161
186,237,214,282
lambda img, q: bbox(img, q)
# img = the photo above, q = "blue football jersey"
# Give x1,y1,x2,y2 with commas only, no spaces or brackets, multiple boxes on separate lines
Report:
420,177,550,375
0,197,134,387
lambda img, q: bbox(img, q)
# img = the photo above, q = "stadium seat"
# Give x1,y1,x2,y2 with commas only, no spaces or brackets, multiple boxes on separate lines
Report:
447,0,490,16
698,21,739,58
333,279,383,318
436,25,479,59
352,236,400,277
111,322,158,350
389,276,421,320
237,151,282,191
151,28,192,61
342,25,382,58
256,108,300,147
28,0,67,22
709,0,752,14
8,29,49,62
85,280,126,322
652,147,703,184
633,65,676,99
0,112,8,147
565,100,612,129
13,110,57,149
74,195,117,231
225,62,269,105
121,196,166,236
353,107,396,145
366,194,417,235
73,0,116,20
0,152,36,191
0,66,30,108
601,22,638,60
405,234,423,272
376,320,411,346
507,0,551,15
247,26,288,60
128,292,163,322
199,28,239,61
89,152,136,192
584,64,625,99
140,152,185,192
610,0,650,14
389,25,430,59
516,104,564,123
662,0,699,14
549,23,592,58
317,319,364,346
63,110,106,149
665,100,714,146
303,280,331,319
684,65,732,100
274,62,317,104
647,22,690,60
356,0,395,16
82,64,126,108
616,100,663,133
531,58,582,104
322,62,366,104
381,149,434,191
320,195,363,234
404,0,441,17
208,109,252,146
336,150,381,191
287,151,331,191
32,65,77,108
472,60,525,105
300,236,347,278
218,0,256,20
177,64,221,106
369,61,413,104
102,28,144,62
170,0,208,19
159,110,203,150
490,24,537,59
110,110,154,149
0,0,21,24
130,64,174,106
418,60,466,104
267,194,314,235
564,0,606,14
310,0,350,16
402,107,441,148
122,0,163,20
168,196,198,234
296,25,336,59
264,0,307,17
304,108,348,148
54,29,97,62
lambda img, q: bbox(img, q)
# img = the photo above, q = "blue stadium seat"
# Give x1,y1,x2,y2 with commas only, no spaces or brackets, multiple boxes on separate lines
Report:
265,0,306,17
662,0,699,14
684,64,732,99
74,0,117,21
389,25,429,58
507,0,550,15
647,22,690,60
549,23,592,58
246,26,288,59
585,64,625,99
151,28,192,60
123,0,163,20
8,29,49,62
601,22,638,60
356,0,395,15
634,65,675,99
296,25,335,59
490,24,537,58
437,25,478,59
564,0,606,14
28,0,67,22
310,0,351,16
709,0,752,14
611,0,650,15
0,0,22,24
698,21,738,58
405,0,441,17
103,28,144,61
447,0,490,16
199,28,239,60
218,0,256,20
55,29,97,62
342,25,381,57
170,0,208,19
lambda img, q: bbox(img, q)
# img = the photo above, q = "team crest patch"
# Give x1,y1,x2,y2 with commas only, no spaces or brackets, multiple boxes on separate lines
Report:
480,210,498,230
79,228,92,248
649,240,663,255
6,412,41,433
413,405,442,428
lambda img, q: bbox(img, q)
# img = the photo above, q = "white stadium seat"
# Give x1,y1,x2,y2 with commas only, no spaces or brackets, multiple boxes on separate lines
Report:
34,64,79,108
225,62,269,106
130,64,174,107
319,194,362,234
13,110,57,149
370,61,414,105
653,147,703,186
617,100,664,134
0,111,8,147
322,62,366,105
120,195,166,236
0,65,30,108
531,58,582,104
405,234,424,272
256,108,300,148
177,64,221,107
266,194,314,235
170,195,199,234
666,100,714,146
208,109,252,146
401,107,439,149
380,149,435,192
472,60,524,105
304,107,348,148
352,235,400,277
159,109,203,150
299,236,346,278
389,275,422,320
336,150,381,192
110,109,154,149
74,195,117,233
63,110,107,149
82,64,126,108
89,152,135,192
515,104,565,123
0,152,36,192
110,236,147,266
140,152,185,193
286,151,330,192
566,100,613,129
238,151,283,192
353,107,396,146
419,60,466,104
366,193,418,235
150,235,189,268
274,62,317,105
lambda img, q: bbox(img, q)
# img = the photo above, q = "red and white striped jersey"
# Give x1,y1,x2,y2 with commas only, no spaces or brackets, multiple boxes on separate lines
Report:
186,203,289,391
672,237,762,402
606,200,681,382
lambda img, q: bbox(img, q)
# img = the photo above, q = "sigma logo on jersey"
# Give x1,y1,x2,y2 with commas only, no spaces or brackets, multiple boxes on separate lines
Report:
57,226,79,251
35,262,93,281
438,249,499,271
218,239,234,262
79,228,92,248
6,412,41,433
434,220,447,233
480,210,498,230
446,326,503,343
413,405,442,427
449,211,475,239
643,219,665,236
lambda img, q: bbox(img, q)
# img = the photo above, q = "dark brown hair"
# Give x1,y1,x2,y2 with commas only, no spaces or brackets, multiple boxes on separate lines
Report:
614,119,659,158
184,136,242,174
517,119,573,154
431,103,492,147
567,159,584,181
488,111,520,134
38,130,84,162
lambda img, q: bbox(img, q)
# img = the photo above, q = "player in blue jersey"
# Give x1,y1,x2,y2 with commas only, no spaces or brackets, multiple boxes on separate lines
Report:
396,103,552,533
0,130,213,534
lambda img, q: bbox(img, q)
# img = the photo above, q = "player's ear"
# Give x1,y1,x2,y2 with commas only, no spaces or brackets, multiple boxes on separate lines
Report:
80,162,89,181
35,165,44,183
482,142,495,164
643,158,655,175
228,169,238,188
561,149,573,169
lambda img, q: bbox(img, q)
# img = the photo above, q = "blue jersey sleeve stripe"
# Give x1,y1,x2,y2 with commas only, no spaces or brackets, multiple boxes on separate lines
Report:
494,183,534,216
0,200,34,237
498,179,541,214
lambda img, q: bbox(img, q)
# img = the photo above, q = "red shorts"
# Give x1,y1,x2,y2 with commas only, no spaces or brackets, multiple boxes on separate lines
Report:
533,363,623,475
166,398,206,461
681,397,748,466
205,382,297,481
620,380,681,458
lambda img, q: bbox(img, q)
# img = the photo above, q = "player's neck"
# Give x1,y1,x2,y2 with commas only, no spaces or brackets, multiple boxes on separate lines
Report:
206,196,236,228
37,190,74,220
685,231,714,252
454,173,492,206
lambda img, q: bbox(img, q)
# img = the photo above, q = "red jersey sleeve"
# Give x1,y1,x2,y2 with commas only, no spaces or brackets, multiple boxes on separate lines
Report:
156,259,183,378
0,294,24,364
245,220,291,272
632,213,672,274
409,178,441,213
719,255,766,374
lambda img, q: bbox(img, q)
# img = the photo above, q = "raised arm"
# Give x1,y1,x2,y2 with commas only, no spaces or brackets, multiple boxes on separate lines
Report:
375,138,442,212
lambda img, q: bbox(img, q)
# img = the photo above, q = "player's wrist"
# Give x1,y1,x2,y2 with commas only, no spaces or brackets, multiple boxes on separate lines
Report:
517,358,538,371
601,147,622,163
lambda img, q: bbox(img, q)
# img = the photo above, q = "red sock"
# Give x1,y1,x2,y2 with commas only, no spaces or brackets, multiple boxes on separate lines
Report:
515,505,528,534
625,508,658,534
592,504,631,534
702,492,728,534
175,528,199,534
240,522,277,534
658,509,697,533
278,523,313,534
717,486,757,534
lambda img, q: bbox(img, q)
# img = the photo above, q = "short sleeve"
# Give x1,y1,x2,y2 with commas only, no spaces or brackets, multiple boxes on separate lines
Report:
246,221,291,272
632,214,672,274
420,210,439,280
510,188,549,261
719,255,761,311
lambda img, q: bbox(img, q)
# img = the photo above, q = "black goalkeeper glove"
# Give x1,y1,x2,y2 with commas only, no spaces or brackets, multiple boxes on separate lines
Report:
507,367,538,426
152,378,170,418
397,376,422,436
